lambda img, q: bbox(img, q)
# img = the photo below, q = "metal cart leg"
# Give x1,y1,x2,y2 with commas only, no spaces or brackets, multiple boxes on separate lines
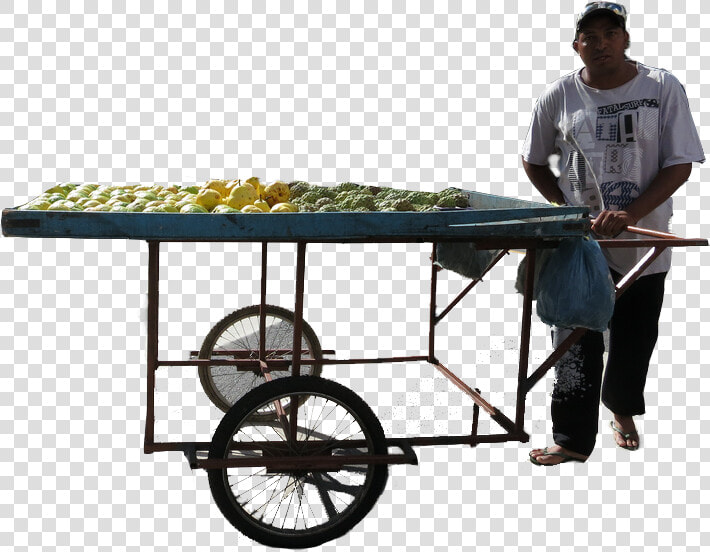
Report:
144,240,160,453
514,248,535,435
259,242,268,362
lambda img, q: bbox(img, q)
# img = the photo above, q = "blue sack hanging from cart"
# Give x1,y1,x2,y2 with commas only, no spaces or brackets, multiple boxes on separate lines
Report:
535,237,616,333
435,242,502,281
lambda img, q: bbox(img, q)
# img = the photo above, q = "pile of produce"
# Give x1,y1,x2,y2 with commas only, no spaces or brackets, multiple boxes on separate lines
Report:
18,179,471,214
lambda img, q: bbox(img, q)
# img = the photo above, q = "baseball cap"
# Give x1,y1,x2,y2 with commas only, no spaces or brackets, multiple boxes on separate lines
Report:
575,2,628,34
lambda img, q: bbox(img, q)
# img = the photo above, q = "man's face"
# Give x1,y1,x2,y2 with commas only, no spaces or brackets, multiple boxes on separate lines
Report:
574,16,628,72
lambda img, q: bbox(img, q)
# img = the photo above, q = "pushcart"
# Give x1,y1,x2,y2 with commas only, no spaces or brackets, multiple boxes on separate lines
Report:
3,188,706,548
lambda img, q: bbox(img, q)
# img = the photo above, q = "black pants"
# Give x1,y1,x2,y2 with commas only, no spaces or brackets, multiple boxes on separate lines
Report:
551,270,667,456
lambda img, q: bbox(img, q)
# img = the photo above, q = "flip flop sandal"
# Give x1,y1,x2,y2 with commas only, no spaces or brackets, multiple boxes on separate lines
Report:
528,447,586,466
610,421,640,451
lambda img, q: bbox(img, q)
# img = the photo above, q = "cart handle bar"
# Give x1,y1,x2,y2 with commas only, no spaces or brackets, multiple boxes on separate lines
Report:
591,219,706,241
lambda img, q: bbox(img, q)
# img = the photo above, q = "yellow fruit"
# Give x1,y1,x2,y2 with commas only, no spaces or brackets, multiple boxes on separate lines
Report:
202,179,230,197
270,202,298,213
175,198,197,210
241,204,264,213
245,177,263,198
89,190,110,203
44,185,67,195
196,188,222,211
212,204,240,213
264,181,290,206
19,200,51,210
66,190,89,203
225,179,240,195
227,184,259,210
253,199,271,212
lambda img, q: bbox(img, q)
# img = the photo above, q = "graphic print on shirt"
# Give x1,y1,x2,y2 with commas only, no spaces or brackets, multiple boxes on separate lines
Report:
567,99,659,213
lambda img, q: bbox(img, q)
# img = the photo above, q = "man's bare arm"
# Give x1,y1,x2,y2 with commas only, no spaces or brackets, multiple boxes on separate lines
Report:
522,158,565,205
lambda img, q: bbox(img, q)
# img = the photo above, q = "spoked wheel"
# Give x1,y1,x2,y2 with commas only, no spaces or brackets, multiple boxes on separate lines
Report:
198,305,323,416
207,376,389,549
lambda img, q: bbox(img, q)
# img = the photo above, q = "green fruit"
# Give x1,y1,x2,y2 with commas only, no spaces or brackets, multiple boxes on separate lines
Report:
89,191,110,203
66,190,89,201
180,185,200,194
112,193,136,204
78,184,98,194
48,201,72,211
46,193,67,203
126,201,147,212
82,199,102,209
135,191,158,201
19,201,49,210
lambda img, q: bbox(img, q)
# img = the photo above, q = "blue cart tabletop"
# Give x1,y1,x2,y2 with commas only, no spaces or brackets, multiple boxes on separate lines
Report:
3,189,589,243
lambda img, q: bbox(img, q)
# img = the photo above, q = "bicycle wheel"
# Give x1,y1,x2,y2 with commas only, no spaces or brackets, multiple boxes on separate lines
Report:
207,376,389,549
198,305,323,416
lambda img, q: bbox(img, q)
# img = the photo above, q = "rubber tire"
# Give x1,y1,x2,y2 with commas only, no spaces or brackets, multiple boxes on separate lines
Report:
207,376,389,548
198,304,323,414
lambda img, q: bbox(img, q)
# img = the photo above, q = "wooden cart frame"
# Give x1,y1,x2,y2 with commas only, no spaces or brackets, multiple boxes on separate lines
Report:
3,190,706,547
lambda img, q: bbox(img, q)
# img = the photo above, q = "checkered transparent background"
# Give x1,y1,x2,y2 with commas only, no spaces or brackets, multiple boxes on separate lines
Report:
2,1,710,550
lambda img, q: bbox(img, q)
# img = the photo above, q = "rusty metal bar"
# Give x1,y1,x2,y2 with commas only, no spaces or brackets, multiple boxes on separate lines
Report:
523,327,587,396
614,246,663,296
160,355,430,369
429,243,438,363
292,242,307,378
595,237,706,248
197,452,415,470
471,397,480,447
290,242,307,445
259,361,293,435
515,248,535,433
147,434,528,460
318,355,429,365
593,220,708,243
431,361,522,437
404,434,524,447
431,361,496,417
259,242,268,362
144,241,160,453
434,249,509,325
188,349,335,358
147,441,212,452
159,359,290,368
624,225,684,239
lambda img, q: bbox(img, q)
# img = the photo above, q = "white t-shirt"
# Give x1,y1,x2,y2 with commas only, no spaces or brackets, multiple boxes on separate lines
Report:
522,62,705,275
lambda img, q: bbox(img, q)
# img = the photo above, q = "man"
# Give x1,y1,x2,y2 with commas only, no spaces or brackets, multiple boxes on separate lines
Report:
521,2,704,465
